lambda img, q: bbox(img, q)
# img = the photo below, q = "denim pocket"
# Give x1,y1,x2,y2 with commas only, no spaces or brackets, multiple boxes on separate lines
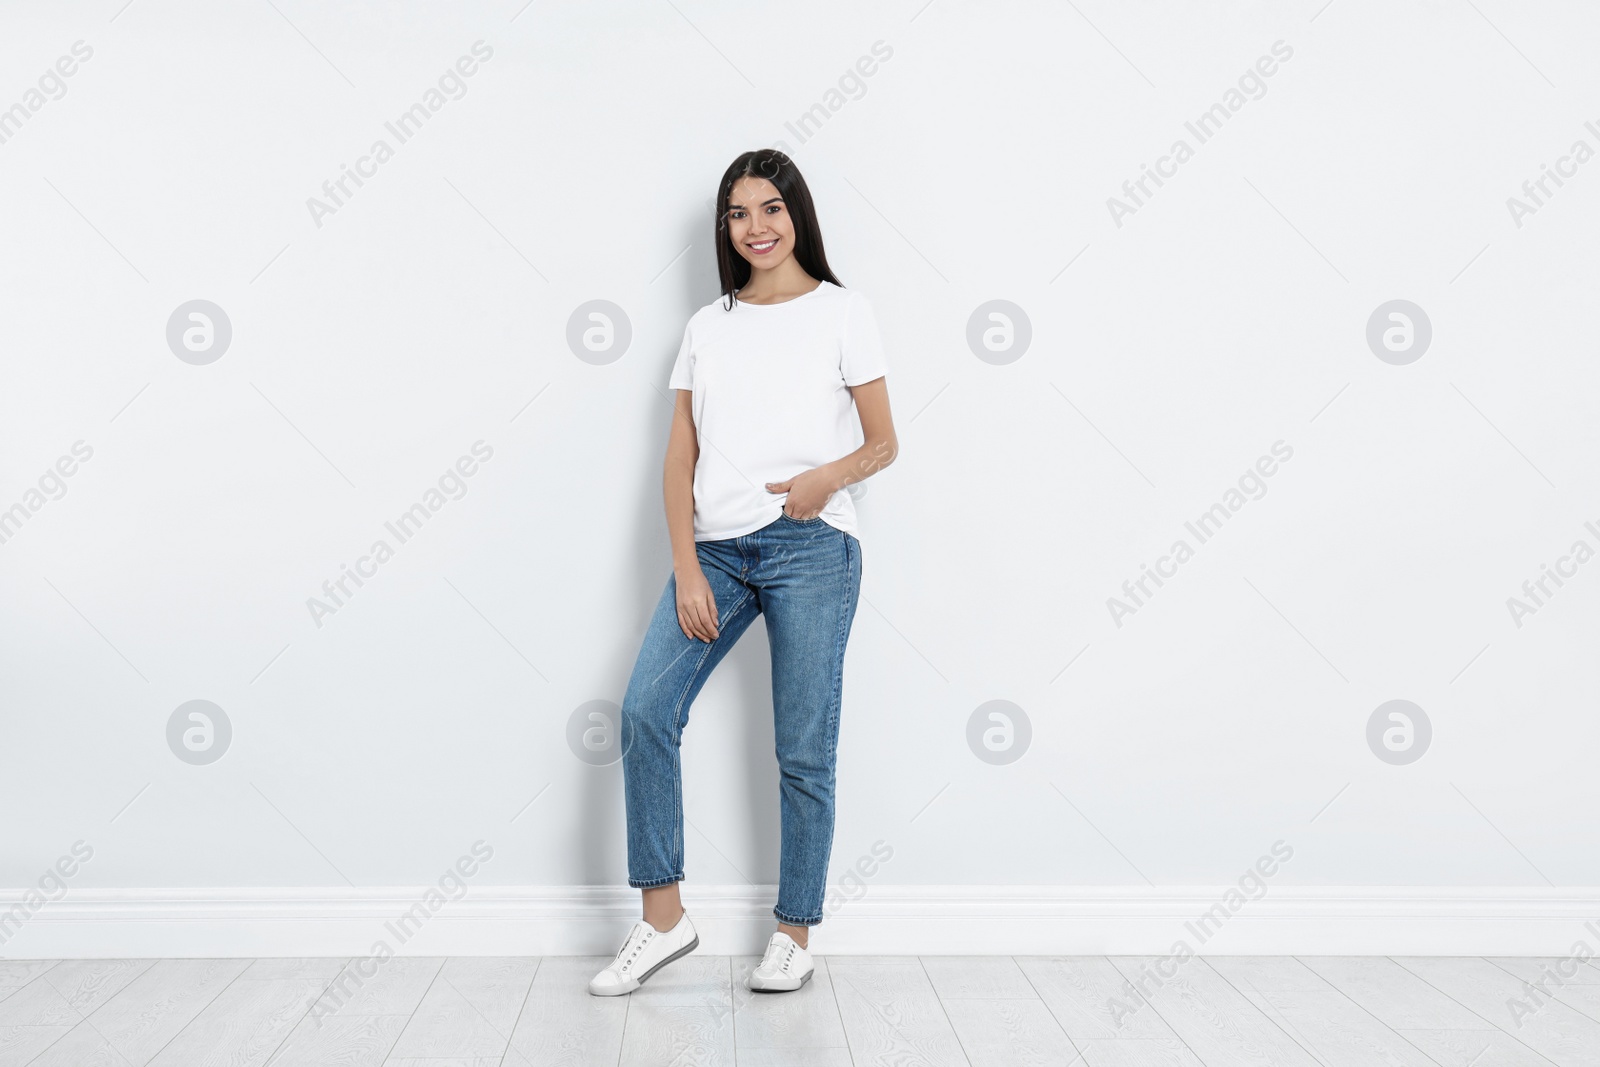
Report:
779,511,825,526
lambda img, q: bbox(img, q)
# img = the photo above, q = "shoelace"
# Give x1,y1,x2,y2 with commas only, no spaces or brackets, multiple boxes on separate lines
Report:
759,939,798,973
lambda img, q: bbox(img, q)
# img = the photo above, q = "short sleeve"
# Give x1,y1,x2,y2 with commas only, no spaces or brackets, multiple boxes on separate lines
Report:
668,317,694,390
840,290,888,387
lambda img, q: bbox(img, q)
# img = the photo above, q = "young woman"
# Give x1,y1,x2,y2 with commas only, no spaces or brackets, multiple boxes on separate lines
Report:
589,149,897,996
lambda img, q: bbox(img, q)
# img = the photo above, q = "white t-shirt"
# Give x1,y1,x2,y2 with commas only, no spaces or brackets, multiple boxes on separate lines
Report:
668,280,887,542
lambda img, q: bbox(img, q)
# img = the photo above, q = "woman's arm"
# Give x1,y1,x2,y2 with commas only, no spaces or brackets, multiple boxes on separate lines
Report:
766,377,898,517
664,388,700,571
836,377,898,488
665,388,719,641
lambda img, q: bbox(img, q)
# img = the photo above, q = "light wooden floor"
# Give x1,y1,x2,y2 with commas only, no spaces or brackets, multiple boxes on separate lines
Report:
3,954,1598,1066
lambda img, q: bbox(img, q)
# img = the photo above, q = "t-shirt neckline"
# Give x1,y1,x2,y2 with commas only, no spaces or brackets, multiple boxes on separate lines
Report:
733,280,829,309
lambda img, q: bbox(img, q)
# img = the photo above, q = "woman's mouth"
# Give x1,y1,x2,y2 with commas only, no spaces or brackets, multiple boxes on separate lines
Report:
747,239,779,255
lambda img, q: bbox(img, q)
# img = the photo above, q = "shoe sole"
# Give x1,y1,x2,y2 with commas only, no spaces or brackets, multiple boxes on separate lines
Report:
749,968,814,993
589,932,701,996
636,932,700,984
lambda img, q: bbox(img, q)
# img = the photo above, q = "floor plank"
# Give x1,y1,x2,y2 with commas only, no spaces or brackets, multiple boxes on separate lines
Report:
1396,956,1600,1067
0,1021,77,1067
1204,956,1330,992
920,956,1038,1000
1299,955,1493,1031
1014,956,1178,1040
73,958,251,1065
1106,955,1321,1067
386,957,538,1061
1219,984,1438,1066
731,955,848,1051
40,959,154,1016
11,1021,125,1067
1486,958,1600,1027
504,956,626,1067
263,1013,409,1067
828,958,971,1066
313,957,445,1018
619,1003,736,1067
12,954,1594,1066
0,961,58,1004
145,975,332,1067
239,958,351,982
621,954,734,1066
1078,1038,1203,1066
0,975,77,1027
1491,959,1600,987
1395,1027,1561,1067
732,1049,854,1067
941,997,1080,1066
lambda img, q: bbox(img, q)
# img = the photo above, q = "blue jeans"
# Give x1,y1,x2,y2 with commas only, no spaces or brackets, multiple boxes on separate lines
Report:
621,512,863,926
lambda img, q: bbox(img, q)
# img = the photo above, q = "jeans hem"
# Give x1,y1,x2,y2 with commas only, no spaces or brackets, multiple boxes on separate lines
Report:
773,908,823,927
629,874,684,889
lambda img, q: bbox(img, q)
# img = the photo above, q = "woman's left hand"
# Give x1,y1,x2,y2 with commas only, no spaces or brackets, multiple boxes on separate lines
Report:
766,469,835,520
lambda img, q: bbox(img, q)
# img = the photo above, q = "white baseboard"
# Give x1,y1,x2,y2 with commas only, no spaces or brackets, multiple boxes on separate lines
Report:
4,885,1598,958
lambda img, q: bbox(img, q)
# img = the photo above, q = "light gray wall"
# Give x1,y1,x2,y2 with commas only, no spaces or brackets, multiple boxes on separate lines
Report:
4,0,1597,903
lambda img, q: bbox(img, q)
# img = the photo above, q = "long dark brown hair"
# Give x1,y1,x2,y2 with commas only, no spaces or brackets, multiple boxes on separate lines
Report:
714,149,842,311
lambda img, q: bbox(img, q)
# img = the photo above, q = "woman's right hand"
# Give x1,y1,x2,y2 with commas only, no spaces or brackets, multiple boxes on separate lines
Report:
675,567,720,642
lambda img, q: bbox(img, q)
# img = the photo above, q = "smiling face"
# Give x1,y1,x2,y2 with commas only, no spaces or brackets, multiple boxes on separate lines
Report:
724,175,795,274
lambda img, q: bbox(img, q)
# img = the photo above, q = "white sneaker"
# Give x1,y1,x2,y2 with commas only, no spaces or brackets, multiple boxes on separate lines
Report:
748,930,814,992
588,910,699,996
